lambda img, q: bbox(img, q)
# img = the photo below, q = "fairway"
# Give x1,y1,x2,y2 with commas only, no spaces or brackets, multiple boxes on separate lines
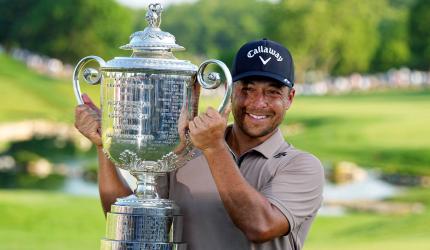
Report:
287,90,430,175
0,54,99,123
1,189,429,250
2,51,428,175
0,190,104,250
199,88,430,175
2,0,430,248
1,44,430,250
305,187,430,250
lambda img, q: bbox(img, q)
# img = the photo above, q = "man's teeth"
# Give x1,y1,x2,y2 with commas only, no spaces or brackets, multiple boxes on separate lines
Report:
249,114,267,120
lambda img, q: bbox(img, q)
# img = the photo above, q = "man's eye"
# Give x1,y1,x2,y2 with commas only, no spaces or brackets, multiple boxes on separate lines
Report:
267,90,282,96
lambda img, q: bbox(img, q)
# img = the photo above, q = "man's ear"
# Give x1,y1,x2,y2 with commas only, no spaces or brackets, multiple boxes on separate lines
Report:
289,88,296,101
285,88,295,110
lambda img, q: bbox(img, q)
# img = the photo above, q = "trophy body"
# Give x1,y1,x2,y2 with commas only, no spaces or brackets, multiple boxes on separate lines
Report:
72,3,232,250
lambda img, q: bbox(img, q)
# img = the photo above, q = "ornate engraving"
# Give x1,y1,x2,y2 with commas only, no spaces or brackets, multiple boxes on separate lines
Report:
146,3,163,28
119,150,145,170
72,3,233,248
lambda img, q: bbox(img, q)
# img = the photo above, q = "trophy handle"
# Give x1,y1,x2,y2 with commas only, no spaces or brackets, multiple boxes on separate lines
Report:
173,60,233,167
196,59,233,113
72,55,106,105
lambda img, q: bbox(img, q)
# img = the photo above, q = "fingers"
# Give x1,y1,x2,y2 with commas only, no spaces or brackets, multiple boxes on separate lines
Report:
194,115,208,128
193,79,201,94
191,84,201,117
187,106,228,152
205,107,219,118
74,104,102,146
75,105,101,123
189,76,201,117
82,93,101,114
205,106,230,120
221,104,232,119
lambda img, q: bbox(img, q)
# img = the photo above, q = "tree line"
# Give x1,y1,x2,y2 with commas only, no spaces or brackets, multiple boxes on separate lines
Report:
1,0,428,81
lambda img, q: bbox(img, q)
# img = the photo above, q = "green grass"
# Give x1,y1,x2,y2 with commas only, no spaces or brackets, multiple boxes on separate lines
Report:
304,187,430,250
199,89,430,175
1,53,430,175
0,189,429,250
0,53,99,123
286,90,430,175
1,53,430,248
0,190,105,250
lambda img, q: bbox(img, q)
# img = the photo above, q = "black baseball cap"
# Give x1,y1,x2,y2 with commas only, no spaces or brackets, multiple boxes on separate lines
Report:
232,39,294,88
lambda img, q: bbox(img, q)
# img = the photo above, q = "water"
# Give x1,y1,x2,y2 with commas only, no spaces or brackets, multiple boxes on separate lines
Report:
62,167,135,197
324,171,398,201
319,171,399,216
61,166,399,216
63,177,99,197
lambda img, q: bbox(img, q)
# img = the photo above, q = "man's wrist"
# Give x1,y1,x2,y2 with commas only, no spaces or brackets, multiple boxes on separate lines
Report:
201,141,228,156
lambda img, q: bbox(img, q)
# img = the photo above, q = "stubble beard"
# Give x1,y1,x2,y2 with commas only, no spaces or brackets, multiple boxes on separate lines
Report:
234,109,283,139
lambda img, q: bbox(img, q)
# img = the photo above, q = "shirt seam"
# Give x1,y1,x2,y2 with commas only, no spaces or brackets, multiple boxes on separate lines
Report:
265,194,296,232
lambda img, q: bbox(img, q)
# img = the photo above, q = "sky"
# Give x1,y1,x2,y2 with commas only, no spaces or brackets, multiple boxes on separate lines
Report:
116,0,197,8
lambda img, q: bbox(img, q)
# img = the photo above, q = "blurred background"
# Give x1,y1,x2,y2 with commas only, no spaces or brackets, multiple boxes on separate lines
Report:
0,0,429,249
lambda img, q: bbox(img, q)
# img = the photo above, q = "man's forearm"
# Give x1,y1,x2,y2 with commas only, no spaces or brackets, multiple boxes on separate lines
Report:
202,145,289,242
97,146,133,215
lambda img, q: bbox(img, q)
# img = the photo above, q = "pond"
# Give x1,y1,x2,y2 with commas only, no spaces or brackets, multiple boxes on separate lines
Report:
61,164,400,217
320,170,400,216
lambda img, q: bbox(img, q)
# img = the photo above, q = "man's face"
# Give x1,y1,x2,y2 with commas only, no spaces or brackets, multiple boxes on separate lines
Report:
231,77,295,139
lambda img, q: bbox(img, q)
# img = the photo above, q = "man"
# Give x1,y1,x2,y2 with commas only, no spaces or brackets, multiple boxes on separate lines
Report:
75,39,324,250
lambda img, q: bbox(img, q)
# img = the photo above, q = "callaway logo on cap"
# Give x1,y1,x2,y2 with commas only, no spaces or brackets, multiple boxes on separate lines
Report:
232,38,294,87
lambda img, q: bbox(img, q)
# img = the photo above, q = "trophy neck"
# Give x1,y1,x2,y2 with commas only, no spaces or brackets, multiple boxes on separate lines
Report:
132,172,162,199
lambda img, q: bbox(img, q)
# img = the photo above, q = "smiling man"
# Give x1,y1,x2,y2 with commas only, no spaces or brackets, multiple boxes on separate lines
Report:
181,38,324,250
75,38,324,250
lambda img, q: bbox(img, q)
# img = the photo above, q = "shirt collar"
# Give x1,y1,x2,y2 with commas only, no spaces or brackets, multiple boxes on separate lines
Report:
252,128,286,159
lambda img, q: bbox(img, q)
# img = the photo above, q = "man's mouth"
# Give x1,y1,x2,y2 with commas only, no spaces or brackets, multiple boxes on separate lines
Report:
247,113,269,120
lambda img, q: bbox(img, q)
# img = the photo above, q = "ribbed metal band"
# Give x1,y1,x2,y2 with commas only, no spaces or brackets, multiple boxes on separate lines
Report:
105,213,183,242
100,240,187,250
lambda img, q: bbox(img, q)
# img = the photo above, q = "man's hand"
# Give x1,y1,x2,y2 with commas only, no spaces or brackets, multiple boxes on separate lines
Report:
74,93,102,147
188,106,231,153
173,107,189,154
174,79,201,154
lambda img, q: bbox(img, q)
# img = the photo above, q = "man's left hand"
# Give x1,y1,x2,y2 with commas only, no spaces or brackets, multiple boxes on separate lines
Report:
189,106,230,153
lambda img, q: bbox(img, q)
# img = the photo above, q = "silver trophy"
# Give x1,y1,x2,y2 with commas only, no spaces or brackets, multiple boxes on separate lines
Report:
72,3,232,250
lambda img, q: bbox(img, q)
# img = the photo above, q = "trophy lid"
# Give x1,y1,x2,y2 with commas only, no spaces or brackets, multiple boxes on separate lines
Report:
120,3,184,52
102,3,197,72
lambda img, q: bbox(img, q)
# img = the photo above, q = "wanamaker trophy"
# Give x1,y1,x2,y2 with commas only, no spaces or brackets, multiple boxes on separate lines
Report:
72,3,233,250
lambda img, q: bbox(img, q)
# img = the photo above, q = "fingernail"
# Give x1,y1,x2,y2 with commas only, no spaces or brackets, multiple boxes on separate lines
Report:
82,94,90,103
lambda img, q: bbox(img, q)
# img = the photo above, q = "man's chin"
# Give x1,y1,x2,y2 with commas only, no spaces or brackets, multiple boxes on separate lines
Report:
242,126,275,139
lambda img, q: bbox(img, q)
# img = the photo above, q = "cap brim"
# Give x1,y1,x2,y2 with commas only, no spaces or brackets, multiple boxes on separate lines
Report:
232,71,293,87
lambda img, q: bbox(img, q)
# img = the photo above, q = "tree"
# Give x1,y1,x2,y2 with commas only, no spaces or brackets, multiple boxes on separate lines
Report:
0,0,133,63
134,0,270,65
371,6,411,72
266,0,388,79
409,0,430,70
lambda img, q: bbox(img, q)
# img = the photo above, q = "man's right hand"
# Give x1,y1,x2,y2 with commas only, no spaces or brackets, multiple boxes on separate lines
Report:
174,78,201,154
74,93,102,147
75,94,132,215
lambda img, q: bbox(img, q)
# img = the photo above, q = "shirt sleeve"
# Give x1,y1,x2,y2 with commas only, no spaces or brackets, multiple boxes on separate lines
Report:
155,173,170,199
260,152,324,232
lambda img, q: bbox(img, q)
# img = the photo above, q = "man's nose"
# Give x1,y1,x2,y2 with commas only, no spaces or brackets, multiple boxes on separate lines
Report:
248,91,268,108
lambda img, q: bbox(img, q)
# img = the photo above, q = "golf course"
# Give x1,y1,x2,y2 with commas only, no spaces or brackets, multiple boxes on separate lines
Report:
1,53,429,249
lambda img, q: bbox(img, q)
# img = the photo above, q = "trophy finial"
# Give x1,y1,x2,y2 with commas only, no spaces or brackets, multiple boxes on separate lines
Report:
146,3,163,28
120,2,184,52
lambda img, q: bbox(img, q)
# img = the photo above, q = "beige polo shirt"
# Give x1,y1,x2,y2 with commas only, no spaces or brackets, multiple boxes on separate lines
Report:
161,128,324,250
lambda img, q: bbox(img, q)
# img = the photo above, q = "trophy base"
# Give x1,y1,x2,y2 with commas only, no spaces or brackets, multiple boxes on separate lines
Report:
100,240,187,250
101,195,185,250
